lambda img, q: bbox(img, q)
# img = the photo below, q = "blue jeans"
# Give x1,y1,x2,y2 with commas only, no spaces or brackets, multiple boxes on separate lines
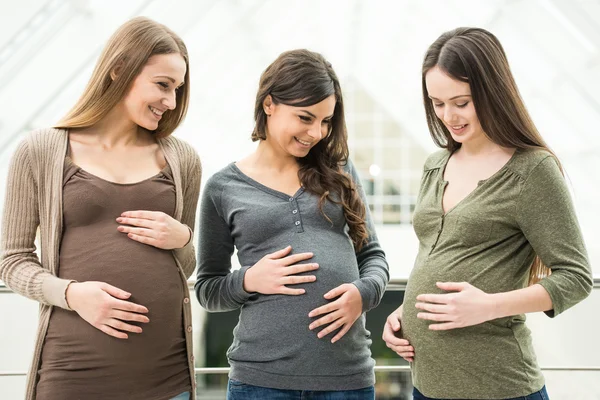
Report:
170,391,190,400
413,385,549,400
227,379,375,399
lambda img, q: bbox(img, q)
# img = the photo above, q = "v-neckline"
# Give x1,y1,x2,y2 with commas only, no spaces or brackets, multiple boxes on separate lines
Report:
439,148,519,216
230,163,305,200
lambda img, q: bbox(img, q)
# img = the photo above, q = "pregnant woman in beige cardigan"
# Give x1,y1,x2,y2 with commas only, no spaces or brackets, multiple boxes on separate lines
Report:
0,17,201,400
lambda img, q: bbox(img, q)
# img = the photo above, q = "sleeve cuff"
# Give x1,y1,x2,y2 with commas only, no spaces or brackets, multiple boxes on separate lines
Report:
42,275,77,310
351,279,374,313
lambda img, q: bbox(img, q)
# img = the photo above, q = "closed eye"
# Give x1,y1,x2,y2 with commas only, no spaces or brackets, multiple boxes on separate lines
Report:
299,115,312,123
456,102,469,108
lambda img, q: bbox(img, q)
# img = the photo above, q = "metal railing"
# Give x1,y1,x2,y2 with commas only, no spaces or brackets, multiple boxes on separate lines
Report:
2,278,600,377
3,365,600,377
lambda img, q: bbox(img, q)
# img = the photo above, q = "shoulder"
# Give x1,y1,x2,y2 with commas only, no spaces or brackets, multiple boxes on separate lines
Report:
423,149,450,171
23,127,67,155
160,135,199,161
205,163,238,193
508,148,559,182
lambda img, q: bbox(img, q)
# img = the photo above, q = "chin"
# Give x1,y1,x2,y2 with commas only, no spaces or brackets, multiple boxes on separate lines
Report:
138,121,159,131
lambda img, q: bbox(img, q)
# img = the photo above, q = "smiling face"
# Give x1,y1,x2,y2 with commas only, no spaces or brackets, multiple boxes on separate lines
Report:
119,53,187,131
263,94,336,158
425,66,485,145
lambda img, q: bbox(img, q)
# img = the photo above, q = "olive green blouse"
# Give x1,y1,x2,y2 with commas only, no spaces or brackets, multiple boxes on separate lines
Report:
402,148,592,399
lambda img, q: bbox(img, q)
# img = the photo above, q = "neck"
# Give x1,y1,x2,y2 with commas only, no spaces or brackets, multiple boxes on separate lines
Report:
79,105,147,148
458,135,505,157
251,140,299,173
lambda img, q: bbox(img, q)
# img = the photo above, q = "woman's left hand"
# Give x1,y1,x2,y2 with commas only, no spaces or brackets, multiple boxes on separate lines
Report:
308,283,363,343
117,211,190,250
415,282,496,330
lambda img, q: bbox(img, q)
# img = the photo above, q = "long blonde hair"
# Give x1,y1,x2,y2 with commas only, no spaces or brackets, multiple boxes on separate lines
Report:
55,17,190,138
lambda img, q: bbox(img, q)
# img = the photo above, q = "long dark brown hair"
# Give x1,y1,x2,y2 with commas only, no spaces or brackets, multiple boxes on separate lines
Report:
252,49,368,251
55,17,190,138
422,27,554,284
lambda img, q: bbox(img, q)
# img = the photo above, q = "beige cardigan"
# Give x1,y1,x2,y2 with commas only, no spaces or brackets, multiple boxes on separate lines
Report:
0,128,202,400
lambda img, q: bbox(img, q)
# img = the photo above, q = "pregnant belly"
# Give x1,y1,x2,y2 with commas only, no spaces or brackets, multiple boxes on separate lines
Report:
46,232,187,371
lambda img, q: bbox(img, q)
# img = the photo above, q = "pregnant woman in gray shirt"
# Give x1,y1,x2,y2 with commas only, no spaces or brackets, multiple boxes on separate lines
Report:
195,49,389,400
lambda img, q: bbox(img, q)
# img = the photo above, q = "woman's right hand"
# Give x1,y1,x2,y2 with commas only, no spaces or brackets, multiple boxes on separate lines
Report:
244,246,318,295
382,305,415,362
66,282,150,339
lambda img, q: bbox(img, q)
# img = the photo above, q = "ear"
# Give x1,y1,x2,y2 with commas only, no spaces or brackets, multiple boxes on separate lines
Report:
110,60,124,81
263,95,274,116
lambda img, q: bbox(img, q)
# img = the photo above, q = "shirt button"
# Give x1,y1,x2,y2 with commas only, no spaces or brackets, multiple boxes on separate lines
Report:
292,210,298,214
187,326,193,333
289,197,294,202
183,298,190,304
190,355,195,362
295,221,301,226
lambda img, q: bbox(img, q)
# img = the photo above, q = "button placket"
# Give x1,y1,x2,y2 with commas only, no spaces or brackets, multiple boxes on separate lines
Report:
288,197,304,233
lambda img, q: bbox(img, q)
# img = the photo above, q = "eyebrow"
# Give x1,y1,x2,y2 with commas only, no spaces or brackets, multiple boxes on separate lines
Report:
428,94,471,101
299,110,334,119
156,75,185,87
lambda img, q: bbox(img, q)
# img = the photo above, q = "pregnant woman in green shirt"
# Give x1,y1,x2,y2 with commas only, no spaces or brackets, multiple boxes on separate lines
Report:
382,27,593,400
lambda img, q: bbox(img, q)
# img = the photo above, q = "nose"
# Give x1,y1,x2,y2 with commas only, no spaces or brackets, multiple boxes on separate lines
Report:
162,90,177,110
443,106,456,124
307,121,322,140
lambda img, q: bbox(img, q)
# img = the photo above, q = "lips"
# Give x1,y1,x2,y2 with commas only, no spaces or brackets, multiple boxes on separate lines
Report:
149,106,166,119
294,137,312,147
448,124,468,134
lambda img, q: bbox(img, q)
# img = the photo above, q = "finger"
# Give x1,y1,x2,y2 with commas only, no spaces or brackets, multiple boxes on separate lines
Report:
278,286,306,295
308,302,339,318
317,317,345,339
120,210,161,220
400,355,414,362
117,226,157,238
389,344,414,354
417,312,453,322
99,324,128,339
106,318,143,333
415,302,448,313
382,326,409,346
101,283,131,300
116,217,155,229
389,314,401,331
285,263,319,275
282,275,316,285
324,284,350,300
309,311,342,330
266,246,292,260
415,293,450,304
281,252,314,265
436,281,469,292
126,233,158,246
429,322,460,331
113,299,149,314
331,323,352,343
110,310,150,323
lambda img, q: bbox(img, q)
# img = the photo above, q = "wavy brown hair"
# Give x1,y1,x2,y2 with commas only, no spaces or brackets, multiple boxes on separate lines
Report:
55,16,190,138
422,27,556,284
252,49,368,251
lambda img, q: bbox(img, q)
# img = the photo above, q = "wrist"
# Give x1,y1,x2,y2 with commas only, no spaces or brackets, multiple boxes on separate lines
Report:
242,267,255,293
65,282,80,310
178,224,192,249
487,292,501,320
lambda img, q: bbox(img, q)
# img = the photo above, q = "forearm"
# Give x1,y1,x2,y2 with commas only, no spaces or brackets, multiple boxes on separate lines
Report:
490,283,553,319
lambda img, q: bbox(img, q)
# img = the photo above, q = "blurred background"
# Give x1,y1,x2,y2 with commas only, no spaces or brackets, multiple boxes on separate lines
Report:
0,0,599,398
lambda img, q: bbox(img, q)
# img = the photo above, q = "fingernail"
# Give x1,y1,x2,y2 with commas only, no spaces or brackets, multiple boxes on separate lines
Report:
116,217,123,222
331,339,336,343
